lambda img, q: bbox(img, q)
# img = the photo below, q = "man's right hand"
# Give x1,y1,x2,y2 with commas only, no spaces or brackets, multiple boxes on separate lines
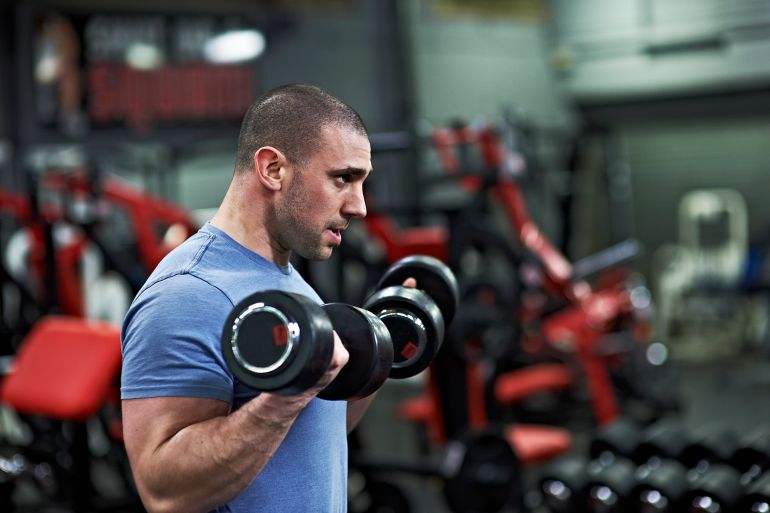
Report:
307,330,349,394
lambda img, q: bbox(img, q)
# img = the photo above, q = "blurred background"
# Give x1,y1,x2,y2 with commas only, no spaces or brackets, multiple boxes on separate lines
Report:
1,1,770,512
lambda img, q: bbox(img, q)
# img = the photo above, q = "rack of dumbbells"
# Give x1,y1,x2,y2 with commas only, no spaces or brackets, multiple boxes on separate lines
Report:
537,415,770,513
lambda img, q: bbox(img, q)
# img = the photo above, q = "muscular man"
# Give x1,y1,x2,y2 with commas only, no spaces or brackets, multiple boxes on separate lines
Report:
121,84,378,513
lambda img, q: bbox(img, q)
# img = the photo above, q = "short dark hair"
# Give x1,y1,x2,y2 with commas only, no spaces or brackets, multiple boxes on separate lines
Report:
234,84,368,173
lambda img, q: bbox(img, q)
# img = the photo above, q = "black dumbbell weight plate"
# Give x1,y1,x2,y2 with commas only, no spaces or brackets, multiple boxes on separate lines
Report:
221,291,334,394
585,457,637,513
684,463,743,513
318,304,394,401
589,417,643,462
631,459,690,513
442,428,521,513
376,255,459,326
738,471,770,513
364,286,443,379
539,456,591,513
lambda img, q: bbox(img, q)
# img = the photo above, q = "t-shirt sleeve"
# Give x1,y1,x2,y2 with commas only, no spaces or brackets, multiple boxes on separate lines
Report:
120,273,235,403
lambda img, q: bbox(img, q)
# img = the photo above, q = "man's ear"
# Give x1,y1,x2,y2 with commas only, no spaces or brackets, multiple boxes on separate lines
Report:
253,146,287,191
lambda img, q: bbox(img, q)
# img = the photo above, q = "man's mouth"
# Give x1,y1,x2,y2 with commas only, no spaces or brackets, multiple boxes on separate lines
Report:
326,227,343,244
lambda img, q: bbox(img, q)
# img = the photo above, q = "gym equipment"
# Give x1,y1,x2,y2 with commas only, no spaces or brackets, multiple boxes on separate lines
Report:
320,303,393,401
364,255,459,379
351,427,521,513
584,457,637,513
631,417,692,464
442,429,521,513
539,456,642,513
681,426,770,513
40,165,197,274
222,290,393,400
592,418,697,513
539,456,591,513
1,161,197,328
739,471,770,513
431,120,678,426
731,426,770,479
630,422,746,513
0,316,137,512
538,417,643,513
589,417,644,463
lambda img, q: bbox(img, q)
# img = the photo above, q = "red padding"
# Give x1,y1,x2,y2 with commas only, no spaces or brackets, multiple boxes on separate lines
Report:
364,215,448,265
494,363,574,405
506,424,572,466
397,394,434,422
396,393,445,446
0,316,122,421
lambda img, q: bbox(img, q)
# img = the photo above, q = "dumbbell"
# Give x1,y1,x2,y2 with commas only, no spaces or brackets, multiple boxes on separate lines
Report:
685,425,770,513
739,470,770,513
583,418,649,513
363,255,459,379
626,418,693,513
538,417,644,513
221,290,393,400
631,421,744,513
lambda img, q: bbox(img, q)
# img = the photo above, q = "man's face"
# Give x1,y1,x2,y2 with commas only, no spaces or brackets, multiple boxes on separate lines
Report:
273,124,372,260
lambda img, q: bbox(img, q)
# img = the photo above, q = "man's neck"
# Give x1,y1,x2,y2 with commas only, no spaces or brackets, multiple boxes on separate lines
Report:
210,189,291,267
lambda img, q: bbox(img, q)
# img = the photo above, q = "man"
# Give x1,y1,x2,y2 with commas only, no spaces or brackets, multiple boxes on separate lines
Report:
121,84,379,513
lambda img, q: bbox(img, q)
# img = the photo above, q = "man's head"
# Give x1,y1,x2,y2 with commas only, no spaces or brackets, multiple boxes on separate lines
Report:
235,84,368,174
220,84,372,264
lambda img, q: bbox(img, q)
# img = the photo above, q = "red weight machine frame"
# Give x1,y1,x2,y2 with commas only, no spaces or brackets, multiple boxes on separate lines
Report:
431,122,647,425
41,167,198,273
1,167,198,319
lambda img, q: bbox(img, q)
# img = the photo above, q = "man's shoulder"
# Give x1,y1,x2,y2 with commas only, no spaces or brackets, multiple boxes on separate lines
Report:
139,227,249,302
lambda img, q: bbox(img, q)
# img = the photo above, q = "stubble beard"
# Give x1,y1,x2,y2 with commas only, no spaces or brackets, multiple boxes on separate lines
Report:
276,177,332,261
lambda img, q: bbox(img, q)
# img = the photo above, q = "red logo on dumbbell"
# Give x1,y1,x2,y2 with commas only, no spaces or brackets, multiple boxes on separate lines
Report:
273,324,288,347
400,342,418,360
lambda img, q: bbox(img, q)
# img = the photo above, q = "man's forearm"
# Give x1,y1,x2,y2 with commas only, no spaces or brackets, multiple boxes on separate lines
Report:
126,394,311,513
347,393,377,433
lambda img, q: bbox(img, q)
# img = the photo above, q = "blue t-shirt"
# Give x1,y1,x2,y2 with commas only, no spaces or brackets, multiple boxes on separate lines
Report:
121,223,348,513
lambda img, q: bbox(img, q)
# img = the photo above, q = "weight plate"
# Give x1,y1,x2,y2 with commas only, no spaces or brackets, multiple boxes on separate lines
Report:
364,286,443,379
585,457,637,513
738,471,770,513
684,464,743,513
319,304,393,401
376,255,459,326
589,417,643,461
221,290,334,394
446,299,514,363
631,459,689,513
442,428,520,513
539,456,591,513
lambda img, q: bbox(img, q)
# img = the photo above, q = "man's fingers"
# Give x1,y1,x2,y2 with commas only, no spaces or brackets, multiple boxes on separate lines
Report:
330,331,350,370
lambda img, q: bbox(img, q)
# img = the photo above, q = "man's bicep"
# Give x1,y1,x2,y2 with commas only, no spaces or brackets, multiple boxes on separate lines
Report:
121,275,235,403
122,396,231,462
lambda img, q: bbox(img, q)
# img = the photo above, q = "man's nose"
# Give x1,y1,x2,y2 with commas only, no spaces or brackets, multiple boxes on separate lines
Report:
343,185,367,218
